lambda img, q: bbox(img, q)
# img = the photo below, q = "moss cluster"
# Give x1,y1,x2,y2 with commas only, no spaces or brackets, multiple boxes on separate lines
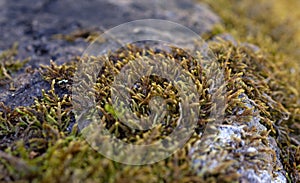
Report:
53,29,100,43
209,40,298,181
200,0,300,121
0,43,29,87
1,1,300,182
0,45,208,182
0,37,298,182
201,0,300,180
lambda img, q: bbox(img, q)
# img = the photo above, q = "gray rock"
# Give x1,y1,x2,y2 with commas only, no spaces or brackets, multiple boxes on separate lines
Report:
189,93,287,182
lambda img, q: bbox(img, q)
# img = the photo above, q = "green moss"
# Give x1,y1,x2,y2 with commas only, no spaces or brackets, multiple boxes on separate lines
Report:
1,40,297,182
53,29,100,43
200,0,300,180
0,43,30,85
1,1,300,181
200,0,300,94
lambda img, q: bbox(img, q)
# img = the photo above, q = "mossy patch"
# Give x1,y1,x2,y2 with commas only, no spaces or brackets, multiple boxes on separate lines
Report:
1,37,298,182
53,29,101,43
0,43,30,87
200,0,300,180
1,1,299,181
201,0,300,97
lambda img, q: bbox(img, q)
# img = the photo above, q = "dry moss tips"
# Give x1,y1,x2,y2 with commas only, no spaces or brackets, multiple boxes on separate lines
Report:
72,44,208,145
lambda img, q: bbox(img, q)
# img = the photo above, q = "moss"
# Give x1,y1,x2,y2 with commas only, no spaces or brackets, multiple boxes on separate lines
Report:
1,1,300,182
200,0,300,180
0,43,30,86
200,0,300,96
0,39,297,182
40,59,77,90
0,58,203,182
209,40,298,181
53,29,101,43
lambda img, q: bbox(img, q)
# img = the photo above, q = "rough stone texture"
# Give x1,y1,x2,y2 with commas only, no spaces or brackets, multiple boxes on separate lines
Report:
189,93,287,182
0,0,220,108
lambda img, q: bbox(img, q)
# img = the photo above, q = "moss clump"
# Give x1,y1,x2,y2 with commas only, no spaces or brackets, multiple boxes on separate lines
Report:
1,1,299,180
0,43,29,86
0,45,207,182
1,37,298,182
200,0,300,102
40,59,77,90
200,0,300,180
209,40,297,181
53,29,101,43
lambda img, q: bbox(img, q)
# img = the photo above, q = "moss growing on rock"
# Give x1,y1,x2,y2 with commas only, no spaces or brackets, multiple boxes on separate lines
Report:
0,43,30,87
0,1,299,182
1,37,299,182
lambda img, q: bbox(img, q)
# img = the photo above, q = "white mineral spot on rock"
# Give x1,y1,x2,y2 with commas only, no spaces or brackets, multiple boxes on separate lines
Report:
246,147,257,153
